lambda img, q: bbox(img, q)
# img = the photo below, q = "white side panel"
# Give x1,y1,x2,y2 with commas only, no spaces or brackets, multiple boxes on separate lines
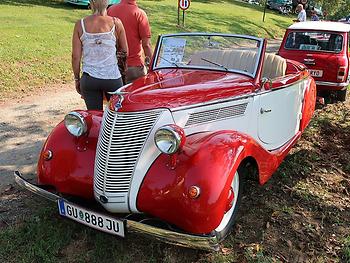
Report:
172,97,253,136
256,80,306,149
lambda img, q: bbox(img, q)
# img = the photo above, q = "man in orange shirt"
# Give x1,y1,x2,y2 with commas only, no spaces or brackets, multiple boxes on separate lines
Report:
108,0,152,83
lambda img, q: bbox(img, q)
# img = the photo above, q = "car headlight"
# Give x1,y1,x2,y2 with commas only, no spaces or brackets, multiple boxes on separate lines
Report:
154,125,185,154
64,111,87,137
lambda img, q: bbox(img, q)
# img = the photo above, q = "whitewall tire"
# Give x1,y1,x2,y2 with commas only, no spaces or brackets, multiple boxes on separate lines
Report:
214,170,243,241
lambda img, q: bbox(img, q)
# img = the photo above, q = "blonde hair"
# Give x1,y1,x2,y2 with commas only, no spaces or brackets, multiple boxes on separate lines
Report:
90,0,108,15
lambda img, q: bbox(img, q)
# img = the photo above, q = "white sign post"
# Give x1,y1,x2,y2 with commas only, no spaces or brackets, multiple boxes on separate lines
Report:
177,0,190,27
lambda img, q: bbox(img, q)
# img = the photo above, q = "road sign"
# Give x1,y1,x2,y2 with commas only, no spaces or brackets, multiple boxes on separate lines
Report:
178,0,190,11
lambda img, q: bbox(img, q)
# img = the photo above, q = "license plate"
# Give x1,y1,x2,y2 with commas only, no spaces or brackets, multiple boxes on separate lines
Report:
57,199,125,237
309,69,323,78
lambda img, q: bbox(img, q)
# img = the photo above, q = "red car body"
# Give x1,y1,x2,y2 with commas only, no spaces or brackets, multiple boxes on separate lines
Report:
278,21,350,101
16,33,316,250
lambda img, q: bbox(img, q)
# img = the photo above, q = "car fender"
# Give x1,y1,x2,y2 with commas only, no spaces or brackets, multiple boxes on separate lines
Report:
136,130,280,234
37,110,102,199
300,76,317,131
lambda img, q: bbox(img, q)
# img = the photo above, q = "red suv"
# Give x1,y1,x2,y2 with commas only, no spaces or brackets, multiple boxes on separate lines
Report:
278,21,350,101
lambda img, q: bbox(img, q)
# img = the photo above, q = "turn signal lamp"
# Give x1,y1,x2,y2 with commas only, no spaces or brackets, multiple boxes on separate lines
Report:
43,150,53,161
188,186,201,199
338,66,347,81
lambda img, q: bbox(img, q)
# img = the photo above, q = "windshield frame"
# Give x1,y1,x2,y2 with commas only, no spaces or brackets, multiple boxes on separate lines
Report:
151,33,264,78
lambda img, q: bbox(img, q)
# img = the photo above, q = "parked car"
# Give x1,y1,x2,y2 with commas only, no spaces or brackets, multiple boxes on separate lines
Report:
267,0,293,14
247,0,261,5
65,0,120,7
278,21,350,101
339,15,350,24
15,33,316,250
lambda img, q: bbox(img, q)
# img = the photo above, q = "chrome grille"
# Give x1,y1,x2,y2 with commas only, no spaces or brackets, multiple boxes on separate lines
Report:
94,108,162,195
185,103,248,127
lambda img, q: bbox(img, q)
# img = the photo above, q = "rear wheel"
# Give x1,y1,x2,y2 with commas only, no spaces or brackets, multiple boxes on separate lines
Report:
214,170,243,241
337,88,348,102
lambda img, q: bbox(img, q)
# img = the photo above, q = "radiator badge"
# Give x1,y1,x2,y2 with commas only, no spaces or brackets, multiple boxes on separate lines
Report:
115,93,124,110
108,84,131,111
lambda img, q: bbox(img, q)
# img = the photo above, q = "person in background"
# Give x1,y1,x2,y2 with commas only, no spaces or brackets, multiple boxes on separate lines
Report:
108,0,152,83
72,0,128,110
311,10,320,21
293,4,306,22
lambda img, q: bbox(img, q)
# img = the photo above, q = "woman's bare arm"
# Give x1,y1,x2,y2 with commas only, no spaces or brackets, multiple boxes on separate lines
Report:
72,21,82,93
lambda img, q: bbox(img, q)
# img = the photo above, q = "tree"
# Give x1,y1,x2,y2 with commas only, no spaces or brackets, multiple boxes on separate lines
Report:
312,0,350,19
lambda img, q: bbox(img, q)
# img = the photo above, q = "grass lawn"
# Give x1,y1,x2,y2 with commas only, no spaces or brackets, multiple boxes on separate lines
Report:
0,0,293,96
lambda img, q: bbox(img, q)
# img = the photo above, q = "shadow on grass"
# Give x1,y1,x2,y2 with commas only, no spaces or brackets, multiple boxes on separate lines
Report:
228,104,350,261
270,17,293,29
0,197,204,263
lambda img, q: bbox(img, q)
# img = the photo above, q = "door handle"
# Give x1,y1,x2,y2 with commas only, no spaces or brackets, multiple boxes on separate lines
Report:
260,108,272,114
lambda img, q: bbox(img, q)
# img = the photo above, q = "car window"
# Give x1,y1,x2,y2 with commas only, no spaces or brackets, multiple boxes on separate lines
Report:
285,31,343,53
154,34,262,78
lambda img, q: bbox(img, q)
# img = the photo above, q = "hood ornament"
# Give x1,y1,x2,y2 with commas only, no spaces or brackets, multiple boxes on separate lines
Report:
108,84,131,110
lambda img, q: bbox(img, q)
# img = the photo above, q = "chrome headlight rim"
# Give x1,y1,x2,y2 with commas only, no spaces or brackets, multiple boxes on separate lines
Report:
154,125,184,155
64,111,88,137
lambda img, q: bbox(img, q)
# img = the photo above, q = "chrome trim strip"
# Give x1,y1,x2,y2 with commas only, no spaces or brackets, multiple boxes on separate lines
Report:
13,171,220,251
172,93,255,112
315,81,349,87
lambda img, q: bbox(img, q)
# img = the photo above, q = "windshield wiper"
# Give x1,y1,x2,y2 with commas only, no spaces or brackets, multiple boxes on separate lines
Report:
201,58,228,72
158,55,179,68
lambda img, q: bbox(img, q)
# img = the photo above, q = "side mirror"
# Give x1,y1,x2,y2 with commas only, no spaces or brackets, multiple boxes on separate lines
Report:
261,77,272,90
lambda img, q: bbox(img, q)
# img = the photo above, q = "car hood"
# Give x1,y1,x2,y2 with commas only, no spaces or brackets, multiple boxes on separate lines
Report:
110,69,256,112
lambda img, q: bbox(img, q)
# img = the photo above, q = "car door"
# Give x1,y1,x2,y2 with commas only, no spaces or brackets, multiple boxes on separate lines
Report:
257,80,306,150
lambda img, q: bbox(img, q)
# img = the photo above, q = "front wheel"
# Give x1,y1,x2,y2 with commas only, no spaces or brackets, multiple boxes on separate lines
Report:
337,88,348,102
214,170,244,241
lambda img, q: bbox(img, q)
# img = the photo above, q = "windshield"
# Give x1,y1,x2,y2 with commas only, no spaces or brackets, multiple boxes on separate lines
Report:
285,31,344,53
153,34,263,78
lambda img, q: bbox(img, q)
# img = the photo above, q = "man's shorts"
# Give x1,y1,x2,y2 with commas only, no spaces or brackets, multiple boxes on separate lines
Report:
126,65,147,84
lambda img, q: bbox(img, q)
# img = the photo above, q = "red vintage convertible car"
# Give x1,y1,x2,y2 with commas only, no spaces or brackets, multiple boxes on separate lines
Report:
15,33,316,250
278,21,350,101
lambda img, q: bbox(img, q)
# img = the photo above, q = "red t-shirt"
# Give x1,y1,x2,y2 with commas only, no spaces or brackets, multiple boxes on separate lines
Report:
108,0,151,67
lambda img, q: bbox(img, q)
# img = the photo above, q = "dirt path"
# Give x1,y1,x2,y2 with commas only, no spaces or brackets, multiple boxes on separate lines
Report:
0,84,84,192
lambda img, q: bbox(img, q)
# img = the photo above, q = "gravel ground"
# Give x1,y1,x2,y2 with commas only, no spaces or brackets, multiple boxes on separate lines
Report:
0,84,84,192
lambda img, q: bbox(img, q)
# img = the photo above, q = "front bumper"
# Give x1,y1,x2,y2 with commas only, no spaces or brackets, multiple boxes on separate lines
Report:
14,171,220,251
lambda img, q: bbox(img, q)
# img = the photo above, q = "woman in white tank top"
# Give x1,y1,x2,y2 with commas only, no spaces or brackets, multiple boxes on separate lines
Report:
71,0,128,110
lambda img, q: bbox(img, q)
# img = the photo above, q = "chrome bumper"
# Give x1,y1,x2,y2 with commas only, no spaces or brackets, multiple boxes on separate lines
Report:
315,81,349,88
14,171,220,251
